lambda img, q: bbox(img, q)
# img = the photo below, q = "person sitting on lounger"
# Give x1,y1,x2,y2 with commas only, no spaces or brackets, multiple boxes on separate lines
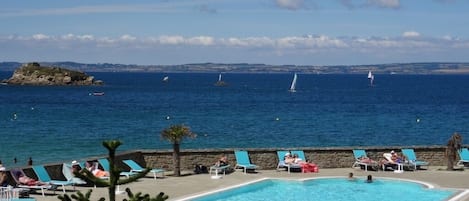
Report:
85,161,109,177
284,152,295,164
215,154,228,167
390,150,406,163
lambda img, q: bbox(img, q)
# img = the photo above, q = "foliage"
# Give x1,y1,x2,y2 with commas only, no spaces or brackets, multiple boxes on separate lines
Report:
160,124,196,176
160,124,196,144
445,132,463,170
58,140,168,201
57,189,103,201
123,188,168,201
20,62,89,80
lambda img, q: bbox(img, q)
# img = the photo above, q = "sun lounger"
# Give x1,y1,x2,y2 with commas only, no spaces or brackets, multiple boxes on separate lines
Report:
10,168,53,197
457,148,469,167
122,159,165,180
352,150,379,171
401,148,429,170
276,151,301,173
32,165,74,193
234,150,258,174
382,152,414,172
62,163,86,186
97,158,136,178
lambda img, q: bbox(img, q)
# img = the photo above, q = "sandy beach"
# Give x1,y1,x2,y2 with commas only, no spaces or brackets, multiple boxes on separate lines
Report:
28,166,469,201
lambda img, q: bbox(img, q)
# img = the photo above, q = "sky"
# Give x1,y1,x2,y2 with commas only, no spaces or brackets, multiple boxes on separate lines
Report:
1,0,469,66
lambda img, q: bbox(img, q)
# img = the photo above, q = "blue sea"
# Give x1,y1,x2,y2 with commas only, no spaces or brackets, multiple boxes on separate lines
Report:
1,72,468,167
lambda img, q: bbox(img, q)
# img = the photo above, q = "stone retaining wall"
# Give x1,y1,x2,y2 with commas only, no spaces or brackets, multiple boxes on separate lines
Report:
8,146,452,183
139,145,448,171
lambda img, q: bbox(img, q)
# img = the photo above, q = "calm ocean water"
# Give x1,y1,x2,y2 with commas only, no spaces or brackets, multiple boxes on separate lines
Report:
1,72,468,167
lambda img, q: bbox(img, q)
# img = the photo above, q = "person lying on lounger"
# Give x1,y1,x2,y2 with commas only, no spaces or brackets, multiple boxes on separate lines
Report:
357,155,378,164
16,171,47,186
85,161,109,177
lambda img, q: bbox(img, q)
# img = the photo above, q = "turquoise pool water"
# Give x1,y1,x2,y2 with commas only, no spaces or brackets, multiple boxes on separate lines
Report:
189,178,457,201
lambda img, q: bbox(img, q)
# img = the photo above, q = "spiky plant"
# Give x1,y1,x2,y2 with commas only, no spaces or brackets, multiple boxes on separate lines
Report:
58,140,168,201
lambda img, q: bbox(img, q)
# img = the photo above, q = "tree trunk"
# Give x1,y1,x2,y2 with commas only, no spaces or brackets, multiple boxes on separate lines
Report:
173,143,181,176
108,146,117,201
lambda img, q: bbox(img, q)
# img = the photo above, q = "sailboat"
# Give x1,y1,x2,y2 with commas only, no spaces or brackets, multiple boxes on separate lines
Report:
162,76,169,82
214,73,227,86
289,73,297,93
367,71,374,86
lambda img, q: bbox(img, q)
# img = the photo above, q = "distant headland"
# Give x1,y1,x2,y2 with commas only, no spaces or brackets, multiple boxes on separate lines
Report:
1,62,103,85
1,61,469,74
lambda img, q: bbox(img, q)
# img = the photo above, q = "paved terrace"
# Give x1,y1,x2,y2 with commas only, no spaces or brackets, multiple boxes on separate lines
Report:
30,166,469,201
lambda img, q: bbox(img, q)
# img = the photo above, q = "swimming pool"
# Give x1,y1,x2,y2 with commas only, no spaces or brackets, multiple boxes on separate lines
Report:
182,177,460,201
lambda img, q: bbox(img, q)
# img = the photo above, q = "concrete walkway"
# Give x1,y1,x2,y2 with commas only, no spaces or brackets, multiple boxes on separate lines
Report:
30,166,469,201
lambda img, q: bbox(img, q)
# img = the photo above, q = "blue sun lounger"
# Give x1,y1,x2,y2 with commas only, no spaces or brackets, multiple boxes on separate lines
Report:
457,148,469,167
97,158,136,178
123,159,164,180
401,148,429,170
32,165,74,193
352,149,379,171
276,150,301,173
234,150,258,174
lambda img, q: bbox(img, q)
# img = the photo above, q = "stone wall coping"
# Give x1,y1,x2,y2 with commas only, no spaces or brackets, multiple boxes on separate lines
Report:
136,145,447,154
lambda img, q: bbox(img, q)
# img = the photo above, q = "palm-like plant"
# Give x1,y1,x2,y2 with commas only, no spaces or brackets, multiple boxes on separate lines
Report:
445,132,463,170
161,124,196,176
58,140,167,201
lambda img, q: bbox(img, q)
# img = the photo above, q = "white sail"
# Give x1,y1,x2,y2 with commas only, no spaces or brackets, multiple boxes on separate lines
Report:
367,71,374,86
162,76,169,82
215,73,227,86
289,73,297,92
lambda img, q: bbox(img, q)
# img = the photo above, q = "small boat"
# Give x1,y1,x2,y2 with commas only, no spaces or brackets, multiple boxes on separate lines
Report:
289,73,297,93
214,73,227,86
90,92,105,96
367,71,374,86
162,76,169,82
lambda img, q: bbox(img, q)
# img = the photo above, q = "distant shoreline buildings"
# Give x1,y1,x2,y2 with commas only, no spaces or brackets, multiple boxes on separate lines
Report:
1,61,469,74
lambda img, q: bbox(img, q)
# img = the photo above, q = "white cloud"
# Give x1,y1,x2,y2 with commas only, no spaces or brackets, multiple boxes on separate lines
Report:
2,33,465,51
120,34,137,41
2,33,469,65
367,0,400,9
158,35,185,45
32,34,50,40
0,3,193,17
402,31,421,38
275,0,305,10
186,36,215,46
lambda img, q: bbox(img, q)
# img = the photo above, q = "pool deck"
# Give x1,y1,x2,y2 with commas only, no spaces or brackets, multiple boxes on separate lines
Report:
31,166,469,201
